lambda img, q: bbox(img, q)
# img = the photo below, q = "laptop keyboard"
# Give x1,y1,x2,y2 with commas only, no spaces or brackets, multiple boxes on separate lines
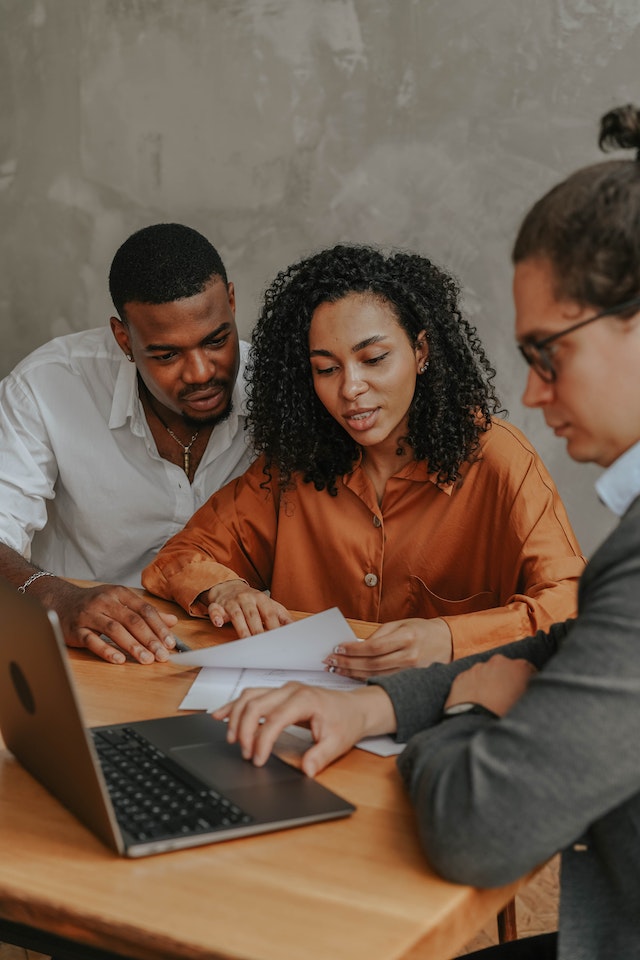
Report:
92,725,253,843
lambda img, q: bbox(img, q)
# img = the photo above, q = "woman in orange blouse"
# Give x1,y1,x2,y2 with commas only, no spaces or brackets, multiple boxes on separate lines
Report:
142,245,584,676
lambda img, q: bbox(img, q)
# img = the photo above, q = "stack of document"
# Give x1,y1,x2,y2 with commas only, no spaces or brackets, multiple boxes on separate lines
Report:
171,608,403,757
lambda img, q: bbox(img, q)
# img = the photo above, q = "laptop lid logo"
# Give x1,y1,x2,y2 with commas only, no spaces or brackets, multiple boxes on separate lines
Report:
10,661,36,714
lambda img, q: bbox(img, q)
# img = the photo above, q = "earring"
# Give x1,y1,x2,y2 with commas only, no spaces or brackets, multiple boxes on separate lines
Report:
125,354,134,362
419,361,429,374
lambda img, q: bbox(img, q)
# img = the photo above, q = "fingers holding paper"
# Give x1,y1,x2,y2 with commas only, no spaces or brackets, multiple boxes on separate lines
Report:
213,682,397,777
199,579,292,637
322,618,453,679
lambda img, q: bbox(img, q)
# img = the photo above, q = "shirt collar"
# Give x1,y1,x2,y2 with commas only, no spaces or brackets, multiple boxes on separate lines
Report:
346,453,454,496
109,356,142,432
399,457,454,494
595,439,640,516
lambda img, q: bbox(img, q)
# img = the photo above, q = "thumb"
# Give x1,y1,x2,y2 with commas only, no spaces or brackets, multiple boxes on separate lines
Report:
301,734,346,778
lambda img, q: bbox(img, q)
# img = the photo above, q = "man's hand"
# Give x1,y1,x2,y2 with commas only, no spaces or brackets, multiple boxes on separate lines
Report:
52,580,179,664
214,682,397,777
200,579,292,636
322,618,453,679
445,654,538,717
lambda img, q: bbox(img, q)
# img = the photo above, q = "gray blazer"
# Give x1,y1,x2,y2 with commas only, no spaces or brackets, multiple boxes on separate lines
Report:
374,496,640,960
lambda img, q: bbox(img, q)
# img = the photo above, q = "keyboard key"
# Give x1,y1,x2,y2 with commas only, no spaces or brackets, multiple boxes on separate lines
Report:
92,726,253,842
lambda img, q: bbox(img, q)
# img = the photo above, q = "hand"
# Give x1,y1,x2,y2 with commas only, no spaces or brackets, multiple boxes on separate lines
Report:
52,580,179,665
213,682,396,776
445,655,538,717
322,618,453,679
199,580,292,637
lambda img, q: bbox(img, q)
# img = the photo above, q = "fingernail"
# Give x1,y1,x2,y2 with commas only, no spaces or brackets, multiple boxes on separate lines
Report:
333,645,345,654
112,652,126,664
327,665,336,674
213,616,224,627
164,634,177,648
324,656,337,666
140,650,154,664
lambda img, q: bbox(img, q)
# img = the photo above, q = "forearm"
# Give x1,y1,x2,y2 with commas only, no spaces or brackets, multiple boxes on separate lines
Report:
142,553,245,615
370,622,568,742
0,543,62,600
445,578,581,660
142,465,277,614
397,718,549,887
391,602,640,889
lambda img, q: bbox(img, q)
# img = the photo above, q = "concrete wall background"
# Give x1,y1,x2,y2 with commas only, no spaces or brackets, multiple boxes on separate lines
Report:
2,0,639,556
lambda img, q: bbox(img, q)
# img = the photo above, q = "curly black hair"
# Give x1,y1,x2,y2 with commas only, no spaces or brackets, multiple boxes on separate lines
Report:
247,244,501,495
513,104,640,309
109,223,228,321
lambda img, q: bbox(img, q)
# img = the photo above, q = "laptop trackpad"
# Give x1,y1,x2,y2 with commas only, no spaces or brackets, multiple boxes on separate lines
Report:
170,742,300,790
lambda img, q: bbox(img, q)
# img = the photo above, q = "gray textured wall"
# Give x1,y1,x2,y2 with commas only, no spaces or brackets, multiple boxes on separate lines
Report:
2,0,639,556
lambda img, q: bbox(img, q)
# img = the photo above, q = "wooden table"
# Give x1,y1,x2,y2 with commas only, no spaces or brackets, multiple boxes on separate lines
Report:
0,594,522,960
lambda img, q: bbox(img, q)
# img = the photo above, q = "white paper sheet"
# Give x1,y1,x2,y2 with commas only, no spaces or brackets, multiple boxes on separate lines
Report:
174,608,405,757
171,607,358,670
178,666,403,757
179,666,360,712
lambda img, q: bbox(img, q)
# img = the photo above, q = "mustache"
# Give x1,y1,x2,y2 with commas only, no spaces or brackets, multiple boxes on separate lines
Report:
179,379,228,400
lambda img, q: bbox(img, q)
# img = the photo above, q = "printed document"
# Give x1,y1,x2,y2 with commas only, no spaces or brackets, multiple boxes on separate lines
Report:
171,608,403,757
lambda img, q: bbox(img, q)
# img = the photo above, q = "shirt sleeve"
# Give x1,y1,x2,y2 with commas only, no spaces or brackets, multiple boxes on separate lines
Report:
141,457,279,614
371,620,568,742
0,373,58,556
443,431,586,658
385,513,640,890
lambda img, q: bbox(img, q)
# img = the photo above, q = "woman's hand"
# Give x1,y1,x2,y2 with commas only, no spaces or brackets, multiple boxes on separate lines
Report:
200,579,292,637
214,682,397,776
322,618,453,679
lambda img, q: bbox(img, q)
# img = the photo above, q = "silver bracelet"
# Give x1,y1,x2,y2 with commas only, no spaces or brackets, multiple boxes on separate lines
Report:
17,571,55,594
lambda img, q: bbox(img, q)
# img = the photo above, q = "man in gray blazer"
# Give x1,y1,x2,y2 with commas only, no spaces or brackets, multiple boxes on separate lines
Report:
213,105,640,960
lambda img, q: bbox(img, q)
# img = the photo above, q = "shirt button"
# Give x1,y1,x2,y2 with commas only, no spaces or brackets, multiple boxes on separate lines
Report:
364,573,378,587
372,515,382,527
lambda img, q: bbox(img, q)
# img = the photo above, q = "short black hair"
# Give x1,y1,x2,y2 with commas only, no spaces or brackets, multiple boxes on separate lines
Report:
109,223,228,321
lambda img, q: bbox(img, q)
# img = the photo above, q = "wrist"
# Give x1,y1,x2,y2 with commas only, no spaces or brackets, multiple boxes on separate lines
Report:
207,578,250,600
420,618,453,666
441,701,499,720
356,685,397,737
17,570,56,594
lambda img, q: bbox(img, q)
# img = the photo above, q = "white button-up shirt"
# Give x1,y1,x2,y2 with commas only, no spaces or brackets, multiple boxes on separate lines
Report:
595,438,640,518
0,327,252,586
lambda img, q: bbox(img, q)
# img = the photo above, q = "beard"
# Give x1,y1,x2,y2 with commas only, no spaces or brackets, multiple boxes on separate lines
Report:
181,397,234,430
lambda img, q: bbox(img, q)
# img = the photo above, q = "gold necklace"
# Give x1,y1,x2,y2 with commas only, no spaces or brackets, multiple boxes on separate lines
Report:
163,423,199,476
148,401,199,476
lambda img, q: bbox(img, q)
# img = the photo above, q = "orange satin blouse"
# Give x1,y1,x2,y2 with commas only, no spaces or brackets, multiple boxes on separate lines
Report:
142,419,585,658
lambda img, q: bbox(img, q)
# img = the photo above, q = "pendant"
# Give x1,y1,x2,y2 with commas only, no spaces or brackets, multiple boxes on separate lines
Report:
183,451,191,476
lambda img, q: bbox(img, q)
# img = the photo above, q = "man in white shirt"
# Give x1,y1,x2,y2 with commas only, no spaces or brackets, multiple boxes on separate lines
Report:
0,223,252,665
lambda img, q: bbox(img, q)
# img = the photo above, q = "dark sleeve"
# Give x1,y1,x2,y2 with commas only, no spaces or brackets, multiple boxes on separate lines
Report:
370,620,569,742
380,511,640,888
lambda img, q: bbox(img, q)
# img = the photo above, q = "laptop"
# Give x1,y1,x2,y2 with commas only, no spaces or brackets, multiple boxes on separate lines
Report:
0,579,355,857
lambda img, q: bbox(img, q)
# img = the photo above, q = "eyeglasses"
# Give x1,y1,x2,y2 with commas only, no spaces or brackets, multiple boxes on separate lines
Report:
518,296,640,383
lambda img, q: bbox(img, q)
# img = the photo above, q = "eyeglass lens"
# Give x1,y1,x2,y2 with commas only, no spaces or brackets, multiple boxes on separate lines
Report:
518,344,555,382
